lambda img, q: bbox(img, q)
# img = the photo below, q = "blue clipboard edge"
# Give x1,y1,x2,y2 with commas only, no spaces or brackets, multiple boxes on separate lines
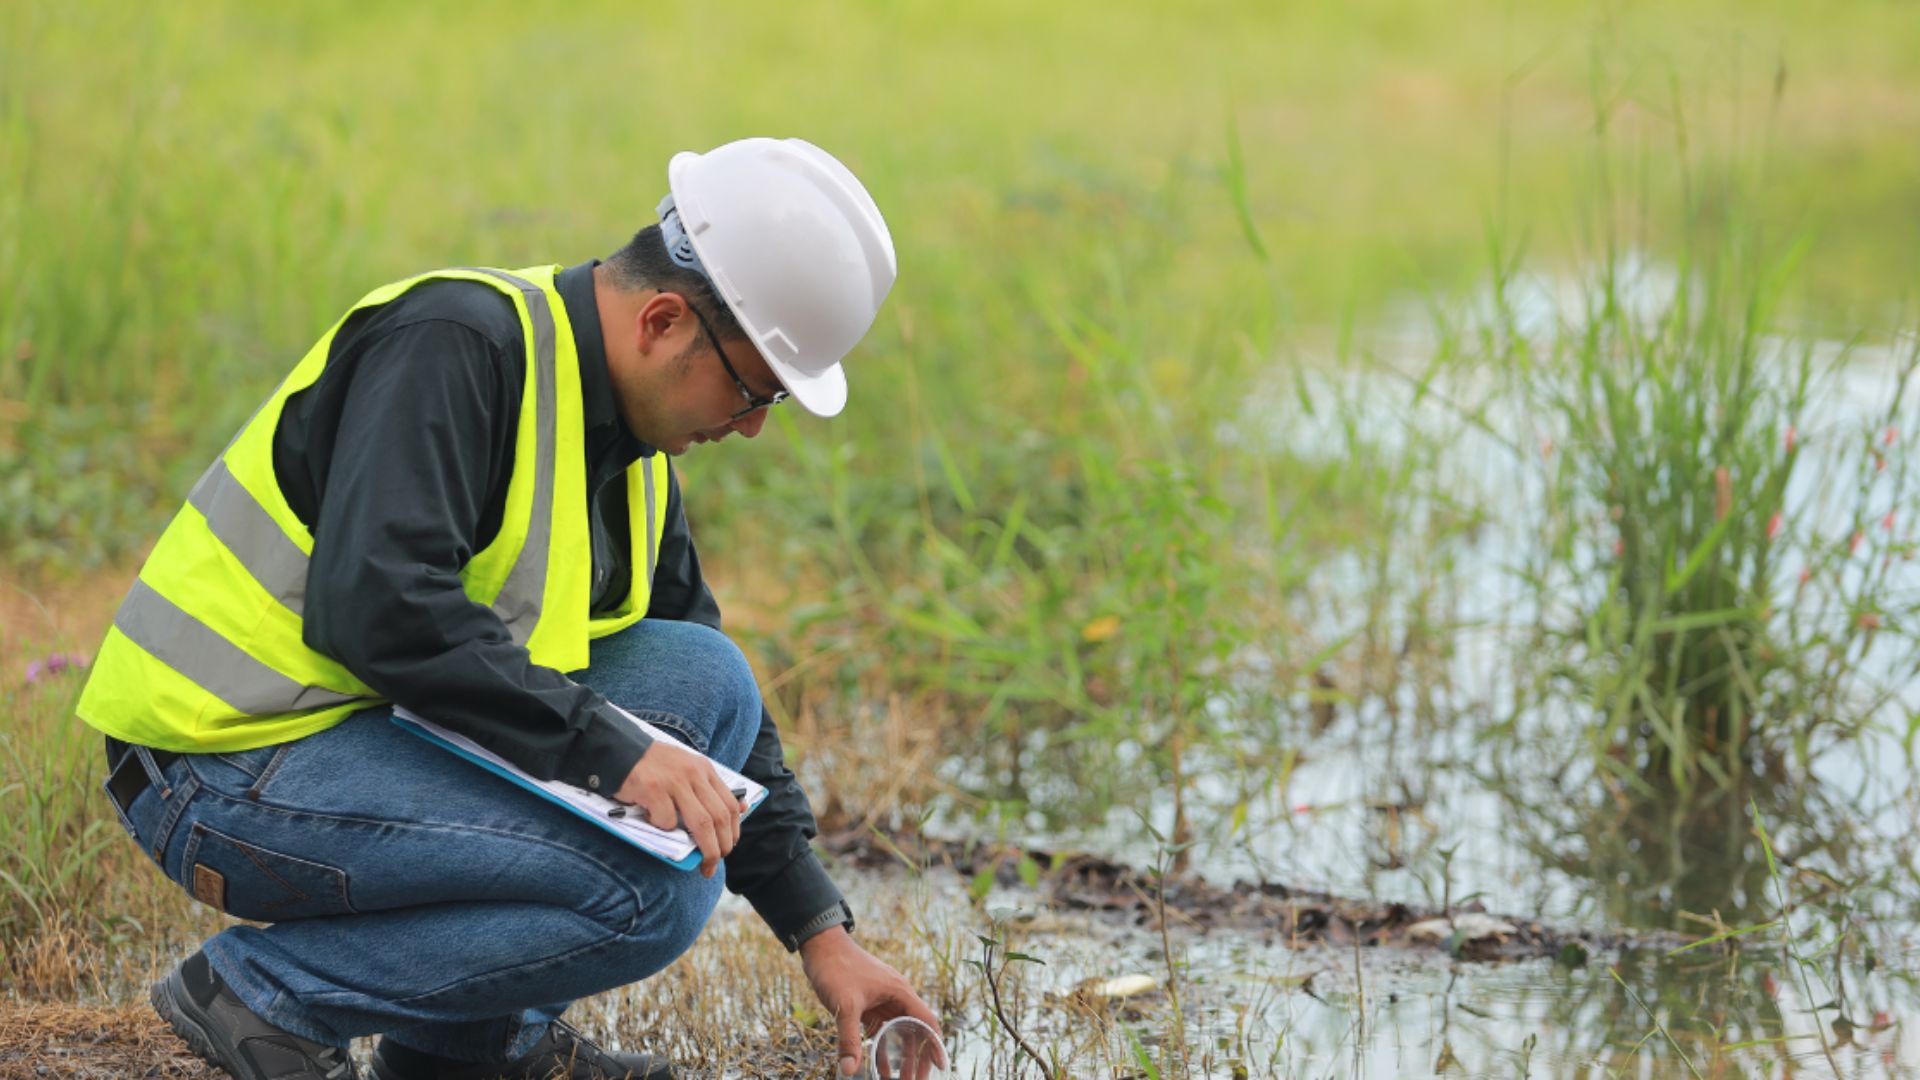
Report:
391,713,766,873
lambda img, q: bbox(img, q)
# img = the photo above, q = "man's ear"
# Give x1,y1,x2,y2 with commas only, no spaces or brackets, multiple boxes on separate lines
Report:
635,291,686,357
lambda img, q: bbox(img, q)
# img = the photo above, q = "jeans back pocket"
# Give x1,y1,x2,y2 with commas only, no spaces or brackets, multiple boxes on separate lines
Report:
177,822,355,921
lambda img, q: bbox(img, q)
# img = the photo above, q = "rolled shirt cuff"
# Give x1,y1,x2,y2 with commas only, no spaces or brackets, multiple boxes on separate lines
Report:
785,900,856,952
553,700,653,795
744,849,853,951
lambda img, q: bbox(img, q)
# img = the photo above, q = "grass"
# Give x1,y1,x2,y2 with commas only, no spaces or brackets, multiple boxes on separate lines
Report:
1430,128,1920,924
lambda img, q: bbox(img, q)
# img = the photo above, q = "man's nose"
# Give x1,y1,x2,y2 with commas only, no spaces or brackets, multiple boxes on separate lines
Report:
729,407,770,439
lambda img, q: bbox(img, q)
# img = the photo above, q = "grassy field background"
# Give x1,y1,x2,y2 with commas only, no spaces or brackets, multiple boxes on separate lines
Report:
7,1,1918,430
5,1,1920,1074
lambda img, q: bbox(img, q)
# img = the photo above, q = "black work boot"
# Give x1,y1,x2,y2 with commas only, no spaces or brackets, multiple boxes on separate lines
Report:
368,1020,672,1079
150,949,358,1080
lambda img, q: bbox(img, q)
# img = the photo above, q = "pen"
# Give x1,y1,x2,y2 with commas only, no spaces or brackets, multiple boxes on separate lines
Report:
607,788,750,820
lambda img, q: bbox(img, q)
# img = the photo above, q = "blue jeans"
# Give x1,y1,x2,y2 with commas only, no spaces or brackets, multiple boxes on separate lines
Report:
106,619,761,1061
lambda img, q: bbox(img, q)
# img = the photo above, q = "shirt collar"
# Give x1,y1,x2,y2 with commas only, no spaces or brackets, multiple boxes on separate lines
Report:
556,259,653,458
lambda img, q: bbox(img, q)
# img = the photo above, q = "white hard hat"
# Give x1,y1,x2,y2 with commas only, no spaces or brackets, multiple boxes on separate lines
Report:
664,138,897,417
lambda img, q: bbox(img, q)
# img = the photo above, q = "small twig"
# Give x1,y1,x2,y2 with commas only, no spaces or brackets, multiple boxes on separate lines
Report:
980,938,1055,1079
1153,853,1189,1076
1351,921,1367,1048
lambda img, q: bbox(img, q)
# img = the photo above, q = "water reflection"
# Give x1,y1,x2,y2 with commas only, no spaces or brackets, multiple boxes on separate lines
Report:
1487,750,1864,929
1204,268,1920,932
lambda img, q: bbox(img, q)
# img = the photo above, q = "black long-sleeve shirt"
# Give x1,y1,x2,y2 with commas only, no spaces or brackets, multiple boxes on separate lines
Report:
268,260,844,945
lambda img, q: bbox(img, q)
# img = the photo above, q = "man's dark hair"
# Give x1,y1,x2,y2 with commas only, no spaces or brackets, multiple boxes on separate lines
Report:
604,225,748,340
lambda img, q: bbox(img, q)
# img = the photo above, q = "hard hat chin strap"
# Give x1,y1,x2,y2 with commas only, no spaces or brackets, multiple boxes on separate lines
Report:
655,195,712,282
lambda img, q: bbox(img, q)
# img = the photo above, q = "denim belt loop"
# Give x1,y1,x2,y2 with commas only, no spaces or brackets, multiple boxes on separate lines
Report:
134,745,172,800
158,779,199,860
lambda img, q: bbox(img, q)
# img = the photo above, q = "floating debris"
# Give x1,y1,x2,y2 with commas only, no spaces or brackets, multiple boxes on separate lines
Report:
1081,974,1159,1001
1406,914,1518,945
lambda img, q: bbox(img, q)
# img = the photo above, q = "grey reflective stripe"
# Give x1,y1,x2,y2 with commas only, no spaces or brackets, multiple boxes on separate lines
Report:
642,462,659,581
115,580,364,715
465,269,556,646
187,458,309,615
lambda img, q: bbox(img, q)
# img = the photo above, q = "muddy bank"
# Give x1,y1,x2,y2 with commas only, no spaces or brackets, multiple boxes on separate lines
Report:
817,823,1695,961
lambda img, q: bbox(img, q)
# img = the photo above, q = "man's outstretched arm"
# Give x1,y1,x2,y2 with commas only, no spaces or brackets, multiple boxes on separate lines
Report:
646,468,850,947
649,469,938,1075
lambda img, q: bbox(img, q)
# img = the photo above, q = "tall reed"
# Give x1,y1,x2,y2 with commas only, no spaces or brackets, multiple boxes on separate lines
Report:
1466,223,1920,921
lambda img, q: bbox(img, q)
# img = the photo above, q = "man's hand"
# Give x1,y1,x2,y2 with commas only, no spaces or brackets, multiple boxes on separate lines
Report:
612,740,744,878
801,926,943,1077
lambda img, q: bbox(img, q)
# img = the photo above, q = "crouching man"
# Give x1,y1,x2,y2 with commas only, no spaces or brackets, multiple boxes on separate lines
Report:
77,137,932,1080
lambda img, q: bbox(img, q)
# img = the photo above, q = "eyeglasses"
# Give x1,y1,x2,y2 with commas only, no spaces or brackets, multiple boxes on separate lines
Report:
686,300,787,421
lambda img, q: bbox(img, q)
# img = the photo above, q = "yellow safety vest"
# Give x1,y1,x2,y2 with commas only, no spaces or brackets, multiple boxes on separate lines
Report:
77,266,669,752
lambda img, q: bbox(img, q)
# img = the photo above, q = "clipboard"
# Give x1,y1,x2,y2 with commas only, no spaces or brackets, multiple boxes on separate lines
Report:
392,705,767,871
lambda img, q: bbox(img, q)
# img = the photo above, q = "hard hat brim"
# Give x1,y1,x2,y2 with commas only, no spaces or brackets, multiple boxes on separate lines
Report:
764,353,848,418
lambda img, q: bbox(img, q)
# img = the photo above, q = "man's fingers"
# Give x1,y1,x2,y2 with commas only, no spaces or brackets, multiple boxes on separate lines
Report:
619,745,747,877
836,1006,863,1077
698,776,737,857
698,771,743,855
686,786,727,869
670,759,719,858
680,802,721,875
894,995,946,1070
642,792,678,832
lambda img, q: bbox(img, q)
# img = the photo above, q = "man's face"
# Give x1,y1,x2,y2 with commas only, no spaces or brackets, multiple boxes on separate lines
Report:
625,294,783,455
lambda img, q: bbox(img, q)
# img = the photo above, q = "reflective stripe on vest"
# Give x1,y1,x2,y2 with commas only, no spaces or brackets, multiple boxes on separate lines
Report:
114,580,360,714
643,459,658,578
185,457,311,615
468,268,557,648
78,265,668,750
109,269,565,712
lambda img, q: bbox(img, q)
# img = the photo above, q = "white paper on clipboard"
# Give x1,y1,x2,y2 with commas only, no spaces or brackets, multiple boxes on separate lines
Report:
392,704,766,869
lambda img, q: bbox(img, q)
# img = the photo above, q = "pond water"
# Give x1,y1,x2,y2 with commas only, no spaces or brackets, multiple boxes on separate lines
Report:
1008,287,1912,897
909,262,1920,1075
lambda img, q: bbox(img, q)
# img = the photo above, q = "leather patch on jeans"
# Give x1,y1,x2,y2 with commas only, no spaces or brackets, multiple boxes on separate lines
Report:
192,864,226,909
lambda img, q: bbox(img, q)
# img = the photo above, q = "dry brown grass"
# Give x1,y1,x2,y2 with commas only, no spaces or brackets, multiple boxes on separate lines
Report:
0,1001,214,1079
1,887,983,1079
3,916,114,1003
